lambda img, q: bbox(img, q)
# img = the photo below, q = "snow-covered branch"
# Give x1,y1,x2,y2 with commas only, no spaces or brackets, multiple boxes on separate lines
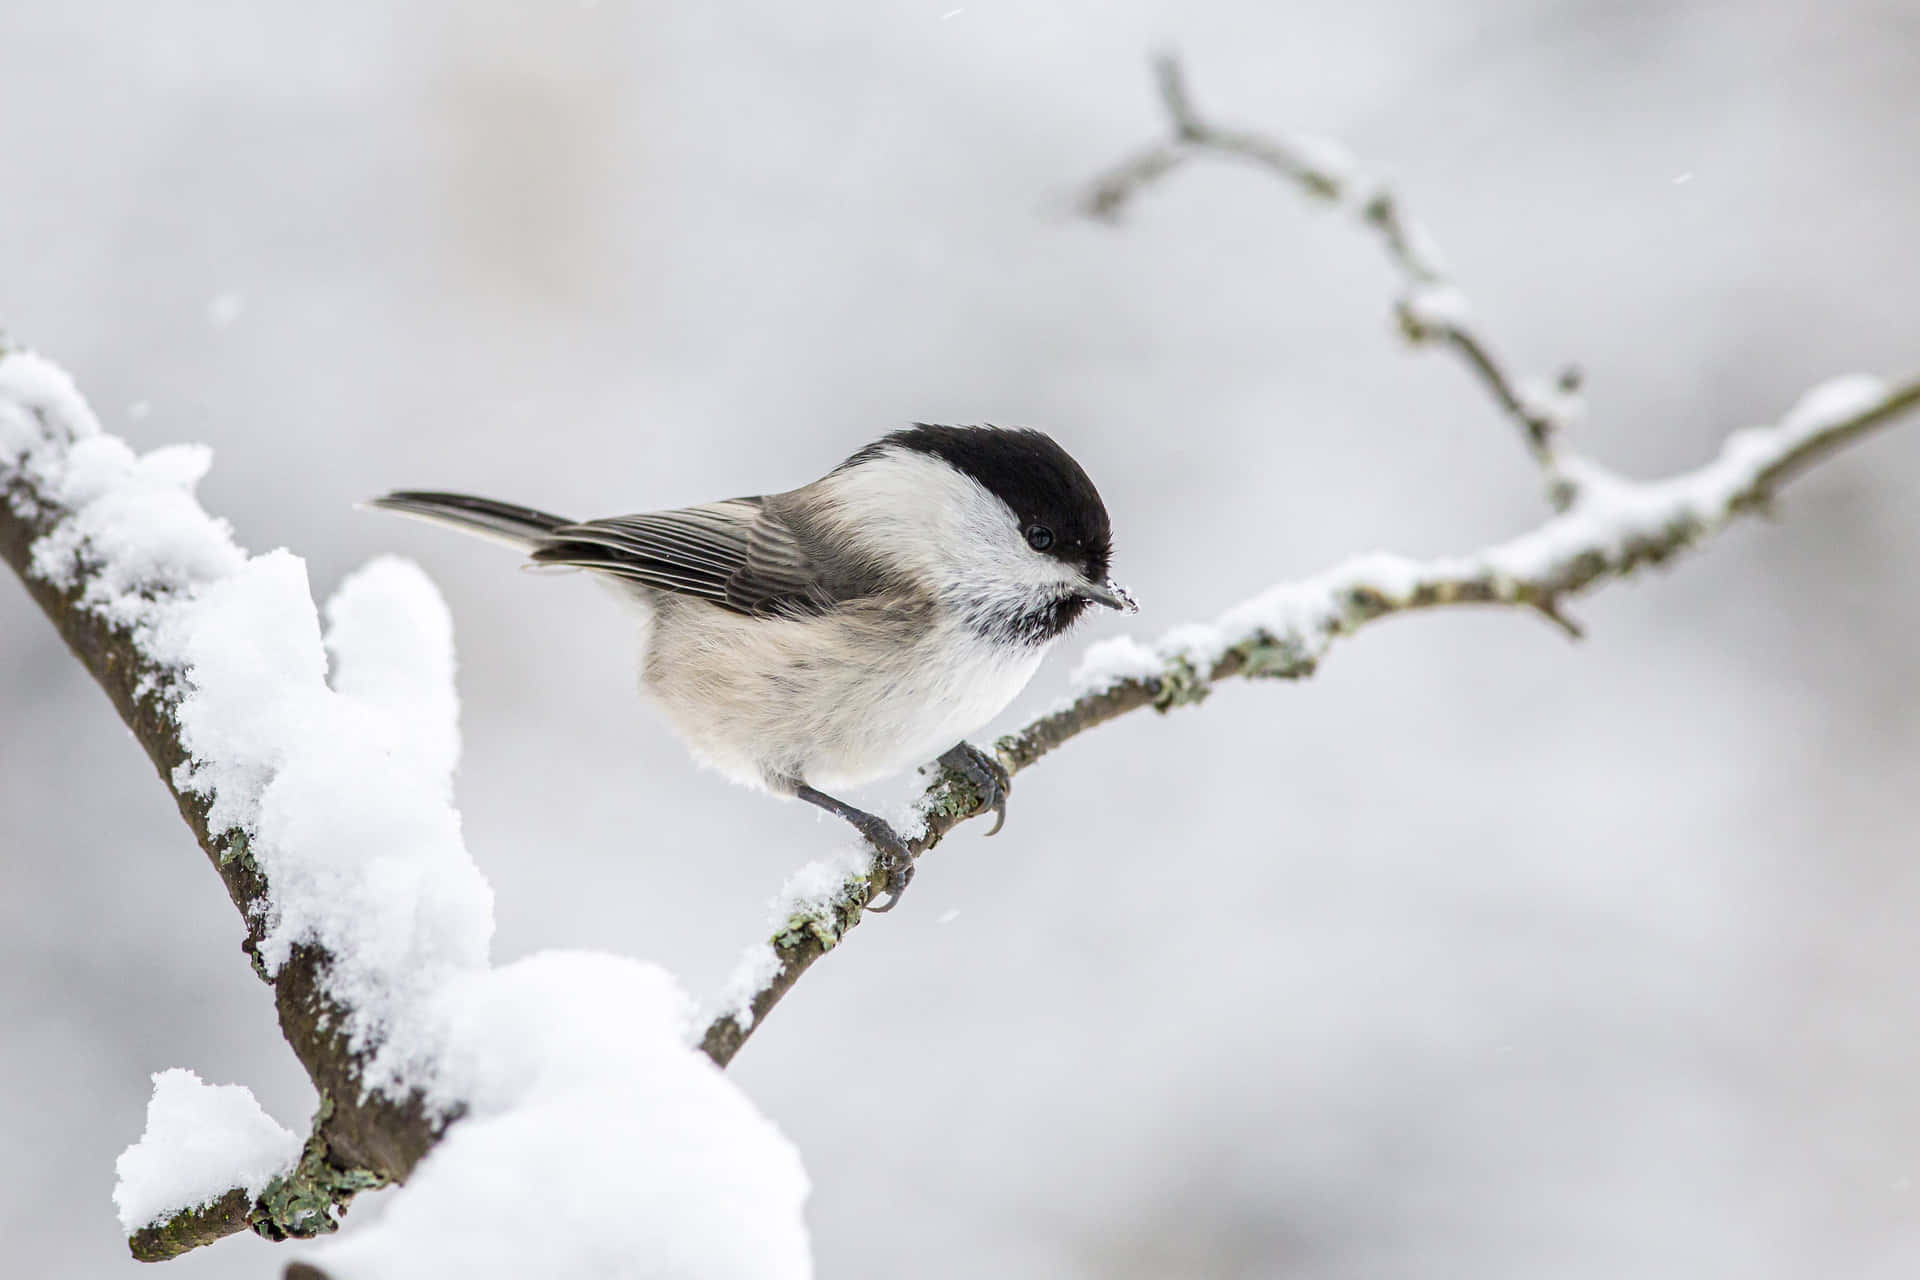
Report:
7,58,1916,1276
0,350,448,1258
0,347,810,1274
694,61,1920,1066
1084,55,1585,499
698,371,1918,1064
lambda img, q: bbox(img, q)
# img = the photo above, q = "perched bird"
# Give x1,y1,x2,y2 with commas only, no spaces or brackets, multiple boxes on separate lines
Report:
371,425,1133,908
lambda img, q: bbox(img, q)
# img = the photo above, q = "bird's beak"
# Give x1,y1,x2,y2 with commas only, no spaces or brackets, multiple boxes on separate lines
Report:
1078,577,1139,612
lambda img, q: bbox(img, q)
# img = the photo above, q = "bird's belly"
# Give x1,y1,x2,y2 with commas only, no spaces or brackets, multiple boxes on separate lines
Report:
805,639,1046,789
638,604,1045,793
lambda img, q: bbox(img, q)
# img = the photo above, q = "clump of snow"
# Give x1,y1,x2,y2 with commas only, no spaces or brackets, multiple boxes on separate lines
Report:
6,340,491,1092
0,351,99,470
1,354,243,626
1322,551,1426,604
1154,621,1232,672
1514,376,1889,572
709,941,783,1033
687,843,883,1032
1215,576,1339,649
1064,372,1904,703
157,549,494,1065
772,845,875,923
1399,284,1472,331
5,349,816,1276
324,556,462,790
702,838,893,1034
113,1069,302,1232
28,439,245,624
1516,374,1587,435
1075,555,1438,698
1704,376,1889,497
1779,373,1887,438
295,953,812,1280
1215,560,1384,658
1070,636,1165,693
1397,217,1453,279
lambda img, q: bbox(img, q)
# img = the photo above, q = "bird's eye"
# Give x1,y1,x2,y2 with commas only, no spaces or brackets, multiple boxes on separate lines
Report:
1024,525,1054,552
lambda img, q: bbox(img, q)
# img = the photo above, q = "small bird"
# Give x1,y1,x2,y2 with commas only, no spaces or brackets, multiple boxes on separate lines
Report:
371,425,1133,908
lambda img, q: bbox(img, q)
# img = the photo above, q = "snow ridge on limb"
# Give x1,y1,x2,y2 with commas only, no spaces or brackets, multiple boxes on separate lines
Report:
694,58,1920,1068
115,1070,304,1236
0,347,477,1252
699,369,1919,1068
1,347,812,1275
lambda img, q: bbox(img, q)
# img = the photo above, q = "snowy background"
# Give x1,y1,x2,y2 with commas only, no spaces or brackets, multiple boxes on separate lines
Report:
5,1,1919,1276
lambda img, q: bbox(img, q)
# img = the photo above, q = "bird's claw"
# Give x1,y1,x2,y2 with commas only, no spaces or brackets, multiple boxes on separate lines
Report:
938,742,1012,836
854,816,915,913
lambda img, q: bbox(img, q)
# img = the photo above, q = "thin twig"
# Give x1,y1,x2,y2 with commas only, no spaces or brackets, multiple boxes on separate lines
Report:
1083,55,1581,496
697,373,1920,1066
6,60,1916,1268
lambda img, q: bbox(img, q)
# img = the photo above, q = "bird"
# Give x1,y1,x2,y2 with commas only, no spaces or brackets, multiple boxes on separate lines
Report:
369,424,1133,909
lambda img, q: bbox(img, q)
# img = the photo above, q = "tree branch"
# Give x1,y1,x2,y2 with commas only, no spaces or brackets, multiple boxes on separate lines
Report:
1084,55,1584,498
698,371,1920,1065
7,57,1916,1268
0,350,438,1259
694,58,1920,1065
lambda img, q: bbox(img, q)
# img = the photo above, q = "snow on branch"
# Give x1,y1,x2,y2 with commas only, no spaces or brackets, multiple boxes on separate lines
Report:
699,370,1918,1065
0,349,439,1258
7,59,1917,1277
693,63,1920,1065
1083,55,1585,496
0,347,810,1274
114,1069,305,1241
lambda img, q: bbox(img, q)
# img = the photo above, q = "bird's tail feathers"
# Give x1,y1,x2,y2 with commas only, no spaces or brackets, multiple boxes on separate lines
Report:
366,491,572,551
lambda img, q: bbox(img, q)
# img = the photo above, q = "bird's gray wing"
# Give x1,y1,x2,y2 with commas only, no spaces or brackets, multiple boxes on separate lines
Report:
527,497,840,617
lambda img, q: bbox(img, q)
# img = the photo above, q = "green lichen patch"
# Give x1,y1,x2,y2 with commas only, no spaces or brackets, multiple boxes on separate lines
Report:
1149,657,1210,710
1235,630,1319,681
215,829,249,868
127,1188,252,1262
248,1097,389,1242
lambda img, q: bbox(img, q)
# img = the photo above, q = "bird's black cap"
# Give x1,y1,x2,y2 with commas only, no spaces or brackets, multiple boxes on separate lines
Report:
847,425,1114,582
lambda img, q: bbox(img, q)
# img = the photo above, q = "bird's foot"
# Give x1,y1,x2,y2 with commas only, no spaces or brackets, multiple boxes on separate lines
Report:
791,781,919,912
848,812,915,913
938,742,1012,836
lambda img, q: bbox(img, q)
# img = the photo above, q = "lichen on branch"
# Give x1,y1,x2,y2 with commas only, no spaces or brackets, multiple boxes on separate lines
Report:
3,349,811,1277
693,60,1920,1066
0,352,436,1257
4,57,1916,1276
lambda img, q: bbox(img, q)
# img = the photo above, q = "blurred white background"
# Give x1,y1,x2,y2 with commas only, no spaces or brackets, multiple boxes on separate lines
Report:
4,2,1919,1276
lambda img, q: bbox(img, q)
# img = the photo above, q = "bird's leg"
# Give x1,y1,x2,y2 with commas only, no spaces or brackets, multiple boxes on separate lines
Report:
937,742,1012,836
791,784,916,912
